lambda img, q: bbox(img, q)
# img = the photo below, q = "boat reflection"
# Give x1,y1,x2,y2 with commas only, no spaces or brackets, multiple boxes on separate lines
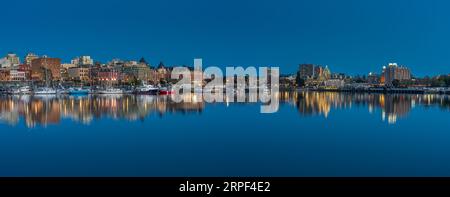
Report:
0,94,204,128
0,92,449,127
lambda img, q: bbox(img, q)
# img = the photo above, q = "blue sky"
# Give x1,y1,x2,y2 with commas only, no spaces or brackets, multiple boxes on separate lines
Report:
1,0,449,76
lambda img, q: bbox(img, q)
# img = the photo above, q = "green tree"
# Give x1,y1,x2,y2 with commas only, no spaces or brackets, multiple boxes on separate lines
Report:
130,77,140,86
392,79,400,88
296,71,305,87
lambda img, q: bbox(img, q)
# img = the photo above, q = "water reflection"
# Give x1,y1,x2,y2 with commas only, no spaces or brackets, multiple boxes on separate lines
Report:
0,92,449,127
280,92,450,124
0,94,204,128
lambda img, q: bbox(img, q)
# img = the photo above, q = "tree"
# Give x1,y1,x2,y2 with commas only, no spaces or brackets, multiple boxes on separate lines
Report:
444,76,450,87
130,76,140,86
296,71,305,87
392,79,400,88
160,79,167,85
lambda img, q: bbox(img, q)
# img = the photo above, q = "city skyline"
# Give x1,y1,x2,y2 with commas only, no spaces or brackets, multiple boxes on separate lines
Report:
1,0,450,76
0,51,448,78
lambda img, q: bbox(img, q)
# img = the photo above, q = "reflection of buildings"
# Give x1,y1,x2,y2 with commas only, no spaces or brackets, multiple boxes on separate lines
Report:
0,95,204,128
280,92,449,124
1,93,449,127
379,94,412,124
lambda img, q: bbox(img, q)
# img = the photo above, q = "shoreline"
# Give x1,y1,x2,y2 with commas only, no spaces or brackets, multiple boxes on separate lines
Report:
290,87,450,95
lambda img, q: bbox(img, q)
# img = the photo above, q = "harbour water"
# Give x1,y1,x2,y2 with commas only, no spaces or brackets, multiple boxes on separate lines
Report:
0,92,449,177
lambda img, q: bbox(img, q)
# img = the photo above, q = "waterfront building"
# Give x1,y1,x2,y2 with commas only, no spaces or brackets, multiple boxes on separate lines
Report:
382,63,411,86
331,73,347,80
72,56,94,66
0,53,20,68
68,67,90,82
71,58,79,65
367,72,380,85
25,53,38,65
156,62,170,83
6,53,20,66
0,66,28,82
0,70,8,81
60,63,78,81
61,63,77,70
80,56,94,66
95,67,120,84
0,58,11,68
323,66,331,80
17,64,31,80
9,69,27,81
122,61,153,83
31,56,62,81
314,66,324,79
324,79,345,89
299,64,314,79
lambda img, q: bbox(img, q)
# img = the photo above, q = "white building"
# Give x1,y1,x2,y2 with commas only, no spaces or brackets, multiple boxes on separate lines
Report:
324,79,345,88
71,57,80,65
9,70,27,81
72,56,94,66
6,53,20,66
0,58,11,68
80,56,93,65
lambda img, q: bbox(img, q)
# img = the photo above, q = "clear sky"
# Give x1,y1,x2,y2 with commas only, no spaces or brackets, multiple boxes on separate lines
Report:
1,0,449,76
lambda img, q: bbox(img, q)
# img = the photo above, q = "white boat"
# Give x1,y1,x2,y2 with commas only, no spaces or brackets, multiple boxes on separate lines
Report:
34,87,57,95
97,88,124,94
10,86,33,94
135,83,159,95
57,88,69,94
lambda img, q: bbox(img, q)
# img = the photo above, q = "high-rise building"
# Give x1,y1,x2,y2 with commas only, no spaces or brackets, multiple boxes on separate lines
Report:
382,63,411,86
0,53,20,68
299,64,314,79
6,53,20,66
80,56,94,65
71,56,94,66
25,53,38,65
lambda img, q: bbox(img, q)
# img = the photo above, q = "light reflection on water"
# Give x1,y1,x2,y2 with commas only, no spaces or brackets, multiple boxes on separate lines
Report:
1,92,450,177
283,92,450,124
0,92,449,128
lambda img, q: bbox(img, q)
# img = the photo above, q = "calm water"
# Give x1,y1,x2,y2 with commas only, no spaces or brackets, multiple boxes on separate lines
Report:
0,92,450,177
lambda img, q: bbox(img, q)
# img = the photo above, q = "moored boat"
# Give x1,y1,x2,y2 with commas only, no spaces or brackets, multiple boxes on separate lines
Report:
68,87,90,95
135,83,159,95
10,86,33,95
97,88,124,94
0,88,8,95
158,87,175,95
34,87,57,95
